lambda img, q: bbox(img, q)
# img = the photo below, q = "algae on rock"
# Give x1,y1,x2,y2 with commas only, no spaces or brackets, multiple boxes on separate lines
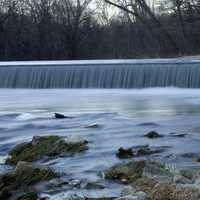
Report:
0,161,56,199
6,135,88,165
105,161,146,184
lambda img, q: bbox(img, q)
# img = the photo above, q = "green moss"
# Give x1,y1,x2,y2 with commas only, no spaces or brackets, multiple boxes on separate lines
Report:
105,160,145,184
0,162,56,199
17,192,38,200
6,135,88,165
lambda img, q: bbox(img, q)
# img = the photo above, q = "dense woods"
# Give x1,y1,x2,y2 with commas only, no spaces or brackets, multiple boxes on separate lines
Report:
0,0,200,60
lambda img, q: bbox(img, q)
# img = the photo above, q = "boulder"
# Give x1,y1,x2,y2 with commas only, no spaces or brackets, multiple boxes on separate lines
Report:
54,113,73,119
116,146,166,159
0,161,56,199
116,148,134,159
84,124,100,129
6,135,88,165
105,161,146,184
144,131,163,139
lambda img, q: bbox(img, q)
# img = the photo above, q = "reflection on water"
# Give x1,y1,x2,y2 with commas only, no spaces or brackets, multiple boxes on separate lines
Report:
1,88,200,198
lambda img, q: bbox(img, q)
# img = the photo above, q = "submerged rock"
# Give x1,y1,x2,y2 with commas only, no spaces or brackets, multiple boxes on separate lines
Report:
116,146,166,159
6,135,88,165
137,122,159,127
169,133,187,138
0,161,56,199
144,131,163,139
16,192,38,200
116,148,134,159
84,124,100,129
85,182,105,190
105,160,146,184
54,113,73,119
105,160,174,185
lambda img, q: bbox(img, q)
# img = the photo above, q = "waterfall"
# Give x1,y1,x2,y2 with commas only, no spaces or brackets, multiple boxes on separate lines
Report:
0,59,200,88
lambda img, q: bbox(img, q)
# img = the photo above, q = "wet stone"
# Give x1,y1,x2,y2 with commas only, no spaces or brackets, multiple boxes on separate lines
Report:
105,160,146,184
85,182,105,190
16,192,38,200
84,124,100,128
137,122,159,127
0,161,56,199
116,148,134,159
54,113,74,119
144,131,163,139
116,146,166,159
6,135,88,165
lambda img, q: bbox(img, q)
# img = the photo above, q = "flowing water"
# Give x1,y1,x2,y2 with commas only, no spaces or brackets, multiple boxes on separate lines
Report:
1,88,200,199
1,59,200,88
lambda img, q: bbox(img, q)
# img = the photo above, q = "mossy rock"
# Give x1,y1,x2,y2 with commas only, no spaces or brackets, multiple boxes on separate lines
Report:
6,135,88,165
105,160,146,184
149,183,200,200
0,161,56,199
116,146,165,159
17,192,38,200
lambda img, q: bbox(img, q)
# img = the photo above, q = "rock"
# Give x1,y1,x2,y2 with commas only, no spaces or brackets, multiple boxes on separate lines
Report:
173,174,193,184
54,113,73,119
105,160,146,184
144,131,163,139
137,122,159,127
0,162,56,199
134,191,147,200
169,133,187,138
133,177,157,194
150,183,200,200
142,161,173,183
85,182,105,190
116,146,165,159
116,148,134,159
84,124,100,128
133,146,165,157
181,152,199,159
68,179,81,188
121,186,136,196
17,192,38,200
55,113,66,119
14,161,57,185
6,135,88,165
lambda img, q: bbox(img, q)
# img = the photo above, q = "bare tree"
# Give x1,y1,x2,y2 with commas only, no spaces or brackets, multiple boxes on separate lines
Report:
104,0,180,54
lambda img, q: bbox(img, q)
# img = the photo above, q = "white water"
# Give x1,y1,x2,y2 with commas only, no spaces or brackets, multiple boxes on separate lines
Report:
0,59,200,88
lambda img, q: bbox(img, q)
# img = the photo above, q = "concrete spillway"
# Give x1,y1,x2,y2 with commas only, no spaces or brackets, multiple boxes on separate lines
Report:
0,59,200,88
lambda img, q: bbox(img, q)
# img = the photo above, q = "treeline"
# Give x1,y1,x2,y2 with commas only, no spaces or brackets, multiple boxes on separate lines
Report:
0,0,200,61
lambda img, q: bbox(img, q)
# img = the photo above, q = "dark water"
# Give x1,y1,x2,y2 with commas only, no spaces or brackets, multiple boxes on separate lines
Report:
1,88,200,199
